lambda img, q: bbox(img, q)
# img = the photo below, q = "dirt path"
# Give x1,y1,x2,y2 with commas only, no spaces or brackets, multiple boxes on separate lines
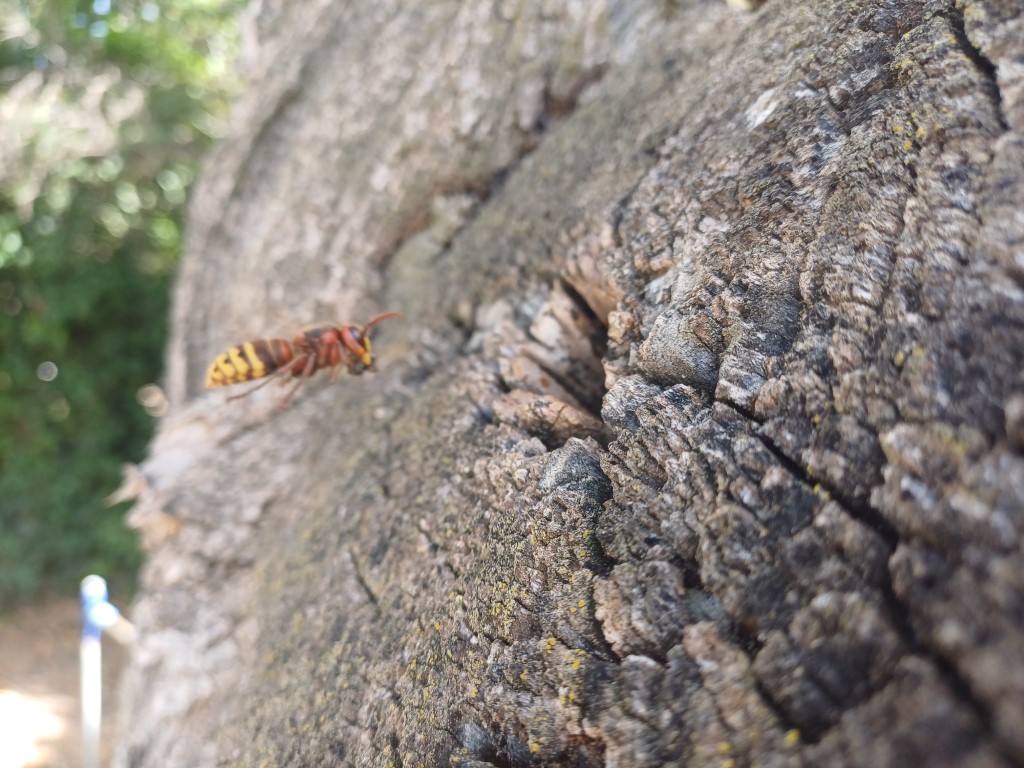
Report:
0,598,127,768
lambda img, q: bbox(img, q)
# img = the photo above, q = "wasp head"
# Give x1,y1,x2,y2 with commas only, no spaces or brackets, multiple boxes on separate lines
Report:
357,312,401,368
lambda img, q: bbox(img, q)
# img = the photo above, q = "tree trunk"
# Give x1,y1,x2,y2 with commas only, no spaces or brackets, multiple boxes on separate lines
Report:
117,1,1024,766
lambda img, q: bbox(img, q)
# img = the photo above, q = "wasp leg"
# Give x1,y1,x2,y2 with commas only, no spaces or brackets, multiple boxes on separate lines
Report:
275,352,318,409
225,354,309,402
276,379,306,410
225,369,289,401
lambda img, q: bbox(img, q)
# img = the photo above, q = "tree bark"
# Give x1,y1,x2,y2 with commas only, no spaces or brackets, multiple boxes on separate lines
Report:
117,1,1024,766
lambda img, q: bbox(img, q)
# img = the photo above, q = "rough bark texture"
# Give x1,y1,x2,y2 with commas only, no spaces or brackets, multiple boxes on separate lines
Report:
117,0,1024,766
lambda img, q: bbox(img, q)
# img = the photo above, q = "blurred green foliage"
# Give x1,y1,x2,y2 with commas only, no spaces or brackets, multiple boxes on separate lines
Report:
0,0,240,607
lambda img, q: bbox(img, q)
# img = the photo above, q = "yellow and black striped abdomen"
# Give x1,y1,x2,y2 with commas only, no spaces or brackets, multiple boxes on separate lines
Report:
206,339,294,388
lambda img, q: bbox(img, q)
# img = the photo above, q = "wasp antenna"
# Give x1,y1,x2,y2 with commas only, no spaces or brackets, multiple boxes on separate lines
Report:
362,311,402,335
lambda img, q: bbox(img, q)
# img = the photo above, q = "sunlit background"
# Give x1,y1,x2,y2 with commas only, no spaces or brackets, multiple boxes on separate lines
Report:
1,0,241,605
1,1,241,763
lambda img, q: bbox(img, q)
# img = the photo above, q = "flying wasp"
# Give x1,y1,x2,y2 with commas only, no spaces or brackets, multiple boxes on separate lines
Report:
206,312,401,407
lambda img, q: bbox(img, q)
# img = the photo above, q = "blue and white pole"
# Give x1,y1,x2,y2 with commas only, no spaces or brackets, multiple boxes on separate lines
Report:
80,575,135,768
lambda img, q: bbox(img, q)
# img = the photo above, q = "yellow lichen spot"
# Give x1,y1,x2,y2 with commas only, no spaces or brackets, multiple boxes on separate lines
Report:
916,126,926,139
912,345,926,358
545,637,557,653
577,599,586,608
434,620,441,631
409,659,417,669
903,140,912,151
469,684,478,698
571,658,582,672
722,760,735,768
529,741,541,754
893,124,903,132
811,413,822,425
520,670,529,681
894,350,906,366
784,728,801,747
718,742,732,754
